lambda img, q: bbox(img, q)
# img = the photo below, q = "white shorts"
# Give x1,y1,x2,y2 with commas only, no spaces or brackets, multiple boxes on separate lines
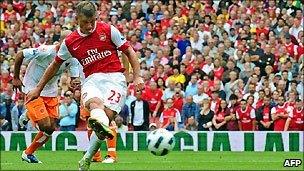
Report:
81,72,127,113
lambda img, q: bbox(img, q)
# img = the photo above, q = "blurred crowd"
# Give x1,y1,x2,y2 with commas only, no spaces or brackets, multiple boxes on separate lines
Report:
0,0,303,132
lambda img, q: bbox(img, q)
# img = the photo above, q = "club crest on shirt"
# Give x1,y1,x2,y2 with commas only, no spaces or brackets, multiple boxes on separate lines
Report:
99,33,106,41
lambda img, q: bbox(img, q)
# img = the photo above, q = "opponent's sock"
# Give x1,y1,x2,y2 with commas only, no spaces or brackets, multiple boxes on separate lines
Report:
83,132,102,160
25,131,50,155
106,127,117,158
90,108,109,126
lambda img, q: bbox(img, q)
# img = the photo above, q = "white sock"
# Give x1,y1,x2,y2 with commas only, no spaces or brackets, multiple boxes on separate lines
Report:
90,108,109,126
83,132,102,160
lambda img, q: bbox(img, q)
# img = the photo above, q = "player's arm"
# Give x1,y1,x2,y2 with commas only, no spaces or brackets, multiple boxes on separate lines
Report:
13,50,25,92
110,25,143,90
121,53,130,82
123,47,143,89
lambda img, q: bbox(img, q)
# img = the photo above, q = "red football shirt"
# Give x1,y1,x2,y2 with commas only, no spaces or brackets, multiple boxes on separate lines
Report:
141,87,163,112
55,21,129,78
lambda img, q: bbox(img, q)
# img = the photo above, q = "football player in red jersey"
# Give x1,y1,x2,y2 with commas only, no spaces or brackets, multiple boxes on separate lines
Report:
26,2,143,170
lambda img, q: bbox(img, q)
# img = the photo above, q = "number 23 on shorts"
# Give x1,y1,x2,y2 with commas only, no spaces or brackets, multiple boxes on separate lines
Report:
107,90,121,103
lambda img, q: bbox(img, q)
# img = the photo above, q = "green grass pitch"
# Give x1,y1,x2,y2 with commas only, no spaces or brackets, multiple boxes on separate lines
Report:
1,151,303,170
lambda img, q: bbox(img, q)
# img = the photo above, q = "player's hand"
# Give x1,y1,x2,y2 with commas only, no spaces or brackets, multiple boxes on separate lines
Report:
25,88,41,104
133,76,144,91
12,78,24,92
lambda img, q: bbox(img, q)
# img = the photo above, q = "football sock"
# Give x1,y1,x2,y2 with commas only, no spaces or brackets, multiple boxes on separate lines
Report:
83,132,102,160
25,131,50,155
88,129,102,160
90,108,109,126
107,127,117,158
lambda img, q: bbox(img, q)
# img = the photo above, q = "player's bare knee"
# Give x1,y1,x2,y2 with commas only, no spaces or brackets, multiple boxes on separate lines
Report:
85,97,104,111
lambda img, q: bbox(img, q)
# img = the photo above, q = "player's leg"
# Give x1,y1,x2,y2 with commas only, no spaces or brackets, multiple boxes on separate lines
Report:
84,97,115,140
87,128,102,162
22,117,52,163
22,97,57,163
79,73,126,170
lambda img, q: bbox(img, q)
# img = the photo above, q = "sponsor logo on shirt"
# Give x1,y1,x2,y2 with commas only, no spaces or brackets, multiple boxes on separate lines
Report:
81,48,112,66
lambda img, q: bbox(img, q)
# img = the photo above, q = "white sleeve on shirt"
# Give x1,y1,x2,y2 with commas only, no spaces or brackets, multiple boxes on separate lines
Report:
22,45,53,62
250,109,255,119
110,25,127,48
57,39,73,61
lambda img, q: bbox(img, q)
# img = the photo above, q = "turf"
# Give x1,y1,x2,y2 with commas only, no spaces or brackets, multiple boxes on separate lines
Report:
1,151,303,170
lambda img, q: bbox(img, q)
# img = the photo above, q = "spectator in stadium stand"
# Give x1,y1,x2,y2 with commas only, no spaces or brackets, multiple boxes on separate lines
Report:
185,116,198,131
130,90,150,131
115,115,128,132
0,111,10,131
166,65,186,85
162,79,176,101
210,91,221,113
193,85,209,105
1,93,14,131
182,95,200,125
160,98,181,130
225,94,239,131
156,77,166,91
142,81,163,126
58,91,78,131
271,96,289,131
119,104,130,126
197,98,214,131
284,99,304,131
256,96,274,131
236,99,256,131
185,75,198,98
11,96,26,131
172,88,184,113
212,99,228,131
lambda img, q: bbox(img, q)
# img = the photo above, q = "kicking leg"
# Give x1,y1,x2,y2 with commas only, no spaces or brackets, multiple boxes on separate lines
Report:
87,129,102,162
85,98,115,140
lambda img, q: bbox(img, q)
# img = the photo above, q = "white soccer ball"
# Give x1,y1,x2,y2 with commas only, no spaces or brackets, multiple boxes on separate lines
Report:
146,128,175,156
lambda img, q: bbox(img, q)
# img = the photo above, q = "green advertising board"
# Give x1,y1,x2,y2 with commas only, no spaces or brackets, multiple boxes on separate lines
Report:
0,131,302,152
